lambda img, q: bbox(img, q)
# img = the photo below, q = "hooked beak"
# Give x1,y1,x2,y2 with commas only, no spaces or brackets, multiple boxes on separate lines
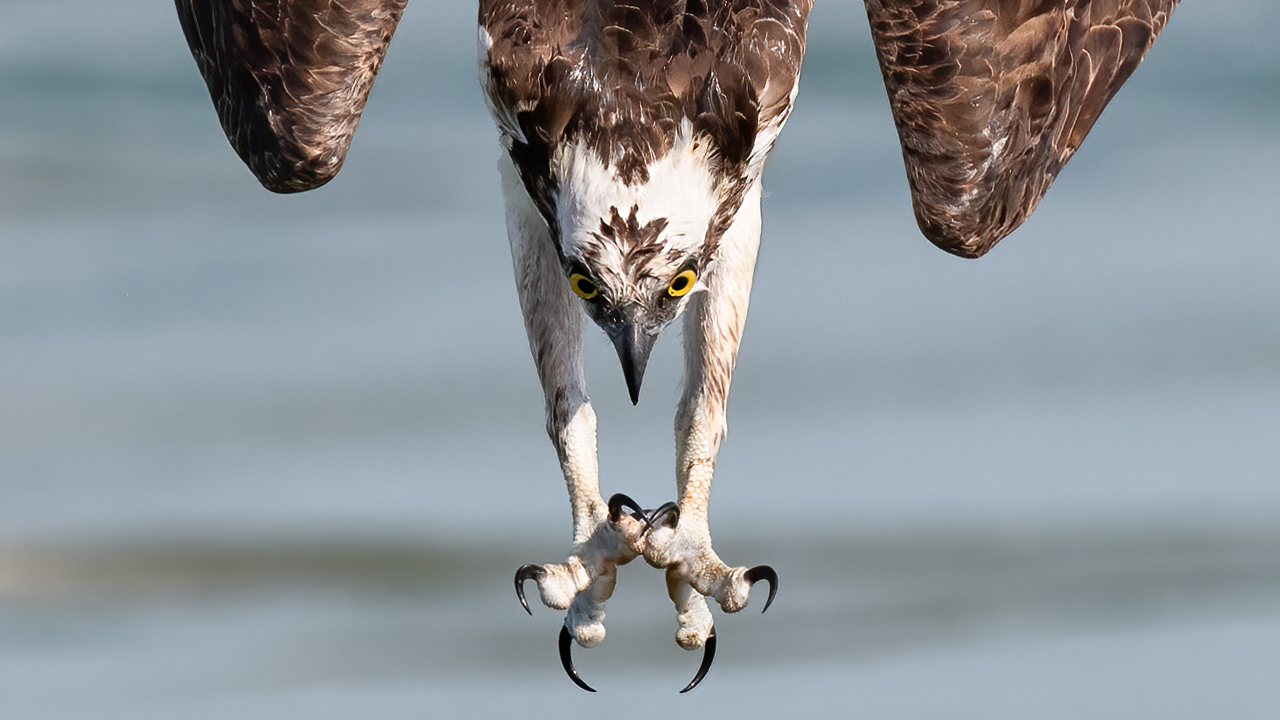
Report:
606,315,658,405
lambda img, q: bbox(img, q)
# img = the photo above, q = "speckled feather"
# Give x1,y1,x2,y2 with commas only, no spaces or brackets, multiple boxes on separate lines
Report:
175,0,406,192
865,0,1179,257
480,0,812,242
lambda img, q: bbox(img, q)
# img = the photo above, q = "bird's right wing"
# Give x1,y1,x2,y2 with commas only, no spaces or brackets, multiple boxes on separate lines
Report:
864,0,1179,257
175,0,407,193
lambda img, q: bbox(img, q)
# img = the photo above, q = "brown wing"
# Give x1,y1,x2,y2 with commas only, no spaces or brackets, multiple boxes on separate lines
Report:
175,0,407,193
864,0,1179,258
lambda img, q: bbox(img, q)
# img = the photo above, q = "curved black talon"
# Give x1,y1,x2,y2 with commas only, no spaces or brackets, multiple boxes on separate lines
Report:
514,564,545,616
644,501,680,532
607,493,646,523
744,565,779,613
679,627,716,694
558,625,597,692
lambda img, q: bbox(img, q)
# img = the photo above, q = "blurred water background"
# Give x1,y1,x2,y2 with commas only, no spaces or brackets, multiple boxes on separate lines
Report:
2,1,1279,718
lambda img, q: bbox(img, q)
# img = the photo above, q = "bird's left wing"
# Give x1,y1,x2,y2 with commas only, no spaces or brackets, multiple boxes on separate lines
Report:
175,0,407,192
864,0,1179,257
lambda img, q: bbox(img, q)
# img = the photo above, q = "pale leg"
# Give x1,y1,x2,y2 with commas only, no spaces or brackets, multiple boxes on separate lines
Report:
643,180,775,649
502,157,646,647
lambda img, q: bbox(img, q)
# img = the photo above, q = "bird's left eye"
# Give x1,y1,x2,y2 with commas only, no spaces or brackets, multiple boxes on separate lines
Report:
667,269,697,297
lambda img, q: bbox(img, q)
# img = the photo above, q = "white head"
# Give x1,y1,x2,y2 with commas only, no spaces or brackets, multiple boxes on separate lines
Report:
552,128,724,402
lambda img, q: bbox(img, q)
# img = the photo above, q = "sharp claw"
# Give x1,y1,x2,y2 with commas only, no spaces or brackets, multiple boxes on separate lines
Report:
644,501,680,533
607,493,645,523
744,565,779,613
514,564,545,616
559,625,597,692
678,627,716,693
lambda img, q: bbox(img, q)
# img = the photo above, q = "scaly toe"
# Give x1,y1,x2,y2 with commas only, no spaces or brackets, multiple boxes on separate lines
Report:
566,588,609,647
646,517,780,617
668,571,715,650
674,599,714,650
531,557,592,609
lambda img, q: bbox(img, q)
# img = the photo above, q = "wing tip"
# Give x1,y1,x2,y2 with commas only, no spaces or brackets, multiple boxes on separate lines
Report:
224,127,352,194
247,157,345,194
915,214,1004,260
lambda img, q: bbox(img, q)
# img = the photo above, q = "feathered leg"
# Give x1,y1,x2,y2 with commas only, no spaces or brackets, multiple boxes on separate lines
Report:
500,157,647,648
643,179,776,650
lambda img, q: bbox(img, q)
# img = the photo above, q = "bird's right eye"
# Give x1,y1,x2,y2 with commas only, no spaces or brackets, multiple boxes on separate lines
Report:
569,273,599,300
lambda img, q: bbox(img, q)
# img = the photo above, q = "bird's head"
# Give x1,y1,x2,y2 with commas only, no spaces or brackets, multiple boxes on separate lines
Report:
561,204,703,404
554,134,722,404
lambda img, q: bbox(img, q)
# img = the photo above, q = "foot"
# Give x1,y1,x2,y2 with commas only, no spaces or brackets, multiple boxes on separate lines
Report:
515,494,649,647
641,502,777,650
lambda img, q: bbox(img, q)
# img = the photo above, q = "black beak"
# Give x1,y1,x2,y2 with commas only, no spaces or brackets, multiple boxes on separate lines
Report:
607,318,657,405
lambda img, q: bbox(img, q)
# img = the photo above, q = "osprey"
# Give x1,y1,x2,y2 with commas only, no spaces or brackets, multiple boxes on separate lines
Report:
175,0,1179,692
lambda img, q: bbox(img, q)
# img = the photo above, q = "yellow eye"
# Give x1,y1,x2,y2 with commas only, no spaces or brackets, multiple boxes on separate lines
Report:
667,269,697,297
569,273,599,300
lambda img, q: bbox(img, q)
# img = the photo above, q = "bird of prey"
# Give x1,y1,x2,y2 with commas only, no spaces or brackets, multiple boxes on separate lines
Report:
175,0,1180,692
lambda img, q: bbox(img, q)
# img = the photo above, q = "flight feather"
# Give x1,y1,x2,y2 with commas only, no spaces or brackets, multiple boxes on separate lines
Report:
864,0,1179,257
176,0,407,192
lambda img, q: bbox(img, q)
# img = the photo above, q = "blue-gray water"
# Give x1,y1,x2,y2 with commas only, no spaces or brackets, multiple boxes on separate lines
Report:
2,1,1279,718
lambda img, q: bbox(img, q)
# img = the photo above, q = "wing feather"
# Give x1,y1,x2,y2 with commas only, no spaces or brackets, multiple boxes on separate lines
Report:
864,0,1179,257
176,0,407,193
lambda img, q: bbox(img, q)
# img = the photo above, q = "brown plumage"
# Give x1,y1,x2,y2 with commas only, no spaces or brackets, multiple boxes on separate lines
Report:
480,0,811,237
175,0,1184,693
175,0,406,192
865,0,1179,257
174,1,1181,252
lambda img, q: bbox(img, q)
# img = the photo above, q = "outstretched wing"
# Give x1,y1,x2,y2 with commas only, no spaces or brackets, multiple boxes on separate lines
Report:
175,0,407,193
864,0,1179,257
